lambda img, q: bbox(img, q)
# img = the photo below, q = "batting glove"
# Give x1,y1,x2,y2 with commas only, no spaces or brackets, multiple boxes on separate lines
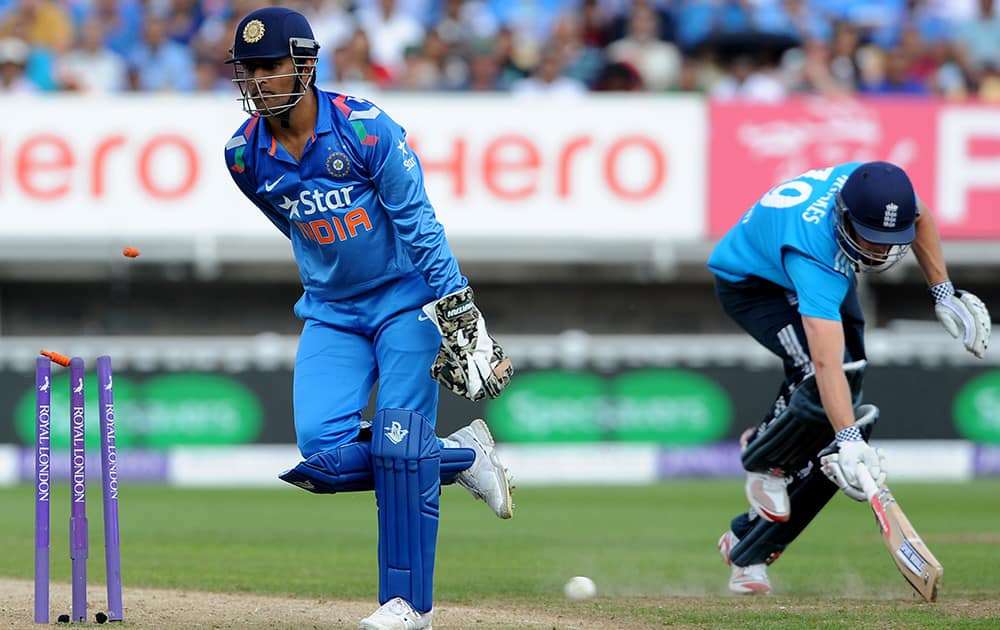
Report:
820,425,887,501
931,281,991,358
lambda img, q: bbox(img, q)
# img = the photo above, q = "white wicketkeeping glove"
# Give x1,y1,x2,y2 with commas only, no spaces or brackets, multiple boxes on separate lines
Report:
820,426,887,501
931,281,991,359
422,286,513,401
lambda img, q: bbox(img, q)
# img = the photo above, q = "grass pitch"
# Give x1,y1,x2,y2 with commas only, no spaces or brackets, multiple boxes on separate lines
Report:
1,480,998,628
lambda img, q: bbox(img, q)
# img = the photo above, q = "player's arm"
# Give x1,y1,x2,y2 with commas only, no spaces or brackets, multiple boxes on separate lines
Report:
784,250,885,493
365,113,464,296
800,316,855,432
364,110,512,400
804,314,887,494
224,141,292,239
912,200,990,357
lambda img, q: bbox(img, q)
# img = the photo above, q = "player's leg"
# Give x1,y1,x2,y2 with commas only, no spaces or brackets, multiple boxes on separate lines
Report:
376,302,514,518
726,403,879,567
715,277,813,525
368,409,440,617
276,318,376,491
717,278,874,593
278,315,474,493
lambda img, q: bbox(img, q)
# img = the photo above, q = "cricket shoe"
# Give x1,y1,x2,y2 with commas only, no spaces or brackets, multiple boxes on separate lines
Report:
447,418,514,519
718,530,771,595
745,470,791,523
358,597,432,630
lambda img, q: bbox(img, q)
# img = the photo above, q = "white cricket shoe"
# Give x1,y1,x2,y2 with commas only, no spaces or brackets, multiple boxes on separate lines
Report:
718,530,771,595
358,597,432,630
447,419,514,519
719,530,771,595
745,471,791,523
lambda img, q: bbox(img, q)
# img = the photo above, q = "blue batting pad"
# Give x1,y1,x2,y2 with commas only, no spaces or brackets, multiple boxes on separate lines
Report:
279,440,472,493
372,409,441,613
440,447,475,485
278,441,373,493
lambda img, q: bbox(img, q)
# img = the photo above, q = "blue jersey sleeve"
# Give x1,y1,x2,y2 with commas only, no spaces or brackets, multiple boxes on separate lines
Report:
363,112,466,297
224,126,292,239
783,249,849,320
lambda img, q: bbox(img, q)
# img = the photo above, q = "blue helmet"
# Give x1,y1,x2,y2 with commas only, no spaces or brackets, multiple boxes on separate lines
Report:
226,7,320,117
227,7,319,64
835,161,918,272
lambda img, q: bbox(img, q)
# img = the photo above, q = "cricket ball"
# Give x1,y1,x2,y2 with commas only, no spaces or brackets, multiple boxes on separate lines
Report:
563,575,597,600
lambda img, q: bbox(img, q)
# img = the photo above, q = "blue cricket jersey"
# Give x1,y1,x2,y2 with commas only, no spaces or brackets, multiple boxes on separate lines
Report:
225,87,466,303
708,163,866,321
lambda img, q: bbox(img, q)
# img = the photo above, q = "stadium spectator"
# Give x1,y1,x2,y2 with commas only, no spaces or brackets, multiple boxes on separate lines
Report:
435,0,499,46
860,46,930,95
826,19,864,90
356,0,425,80
162,0,205,45
321,28,390,93
954,0,1000,81
752,0,832,44
549,13,606,87
297,0,356,53
56,17,128,92
462,38,506,91
0,36,34,92
710,53,786,101
493,26,529,88
0,0,73,54
592,58,644,91
76,0,144,58
510,44,587,95
0,0,995,100
127,14,197,91
605,3,682,90
602,0,677,46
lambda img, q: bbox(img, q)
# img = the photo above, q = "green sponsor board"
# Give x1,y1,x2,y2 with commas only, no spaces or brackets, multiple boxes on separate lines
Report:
953,370,1000,443
611,369,732,444
15,372,263,449
487,371,607,442
487,369,732,444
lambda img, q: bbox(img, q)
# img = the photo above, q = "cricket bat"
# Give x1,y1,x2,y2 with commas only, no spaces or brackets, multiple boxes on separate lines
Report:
856,463,943,602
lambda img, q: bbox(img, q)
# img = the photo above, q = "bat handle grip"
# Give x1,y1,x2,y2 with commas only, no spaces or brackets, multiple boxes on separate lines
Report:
855,461,879,500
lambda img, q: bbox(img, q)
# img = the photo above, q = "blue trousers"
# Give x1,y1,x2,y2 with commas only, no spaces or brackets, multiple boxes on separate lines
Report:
292,273,441,458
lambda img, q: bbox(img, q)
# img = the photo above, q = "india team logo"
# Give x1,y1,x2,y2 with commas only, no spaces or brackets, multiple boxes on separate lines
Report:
243,20,265,44
327,151,351,178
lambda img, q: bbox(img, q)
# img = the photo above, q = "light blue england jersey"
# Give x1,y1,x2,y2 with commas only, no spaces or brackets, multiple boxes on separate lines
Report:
708,163,864,321
225,87,466,303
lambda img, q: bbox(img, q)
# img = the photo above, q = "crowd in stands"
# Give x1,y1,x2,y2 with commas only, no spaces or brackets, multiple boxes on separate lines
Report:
1,0,999,101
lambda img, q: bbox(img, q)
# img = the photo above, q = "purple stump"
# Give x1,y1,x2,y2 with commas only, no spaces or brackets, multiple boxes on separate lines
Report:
34,357,51,624
97,355,123,621
69,357,88,623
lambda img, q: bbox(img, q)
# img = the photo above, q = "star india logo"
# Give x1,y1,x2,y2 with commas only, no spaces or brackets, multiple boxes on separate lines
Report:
883,202,898,228
384,421,409,445
243,20,265,44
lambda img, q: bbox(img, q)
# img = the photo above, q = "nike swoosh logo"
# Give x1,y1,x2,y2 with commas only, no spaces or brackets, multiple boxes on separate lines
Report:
418,314,430,321
264,174,285,192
